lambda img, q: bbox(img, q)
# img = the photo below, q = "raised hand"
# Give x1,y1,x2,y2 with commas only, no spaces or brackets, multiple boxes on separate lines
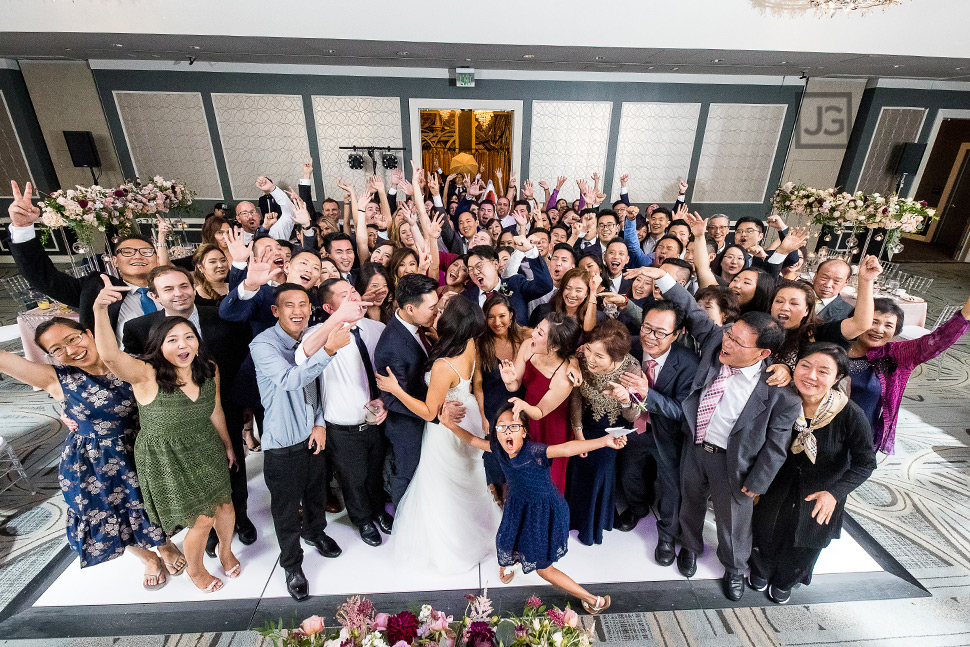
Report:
428,212,445,240
678,179,689,194
398,178,413,196
427,172,440,196
522,179,534,199
397,202,416,226
588,270,603,295
538,180,549,191
683,210,707,238
255,176,275,194
857,255,883,283
262,211,279,230
494,167,503,180
323,324,352,356
287,192,312,227
623,266,666,281
302,156,314,180
646,204,659,216
625,204,640,221
332,294,373,324
243,246,278,290
417,250,431,274
225,226,252,264
620,173,630,188
777,226,810,255
155,215,172,244
767,214,788,231
555,175,567,190
94,274,131,311
499,359,518,385
467,180,483,197
673,203,689,221
390,168,403,186
511,206,529,229
512,235,533,253
371,174,386,193
8,180,40,227
336,178,354,198
618,371,650,398
591,171,601,186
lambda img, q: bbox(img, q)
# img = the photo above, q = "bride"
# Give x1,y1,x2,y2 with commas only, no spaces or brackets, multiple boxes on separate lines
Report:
376,295,501,574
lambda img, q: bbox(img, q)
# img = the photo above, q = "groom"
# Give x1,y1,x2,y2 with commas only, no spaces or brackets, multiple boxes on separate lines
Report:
375,273,439,507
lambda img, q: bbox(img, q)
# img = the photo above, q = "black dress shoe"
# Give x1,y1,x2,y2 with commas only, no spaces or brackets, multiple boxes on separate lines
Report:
235,517,258,546
205,528,219,558
375,511,394,534
676,549,697,578
303,533,342,558
358,522,382,547
655,539,676,566
722,572,745,601
615,509,644,533
747,572,768,592
767,583,791,604
285,569,309,601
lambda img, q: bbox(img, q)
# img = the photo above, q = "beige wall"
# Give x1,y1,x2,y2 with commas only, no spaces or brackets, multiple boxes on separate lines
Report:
18,60,123,189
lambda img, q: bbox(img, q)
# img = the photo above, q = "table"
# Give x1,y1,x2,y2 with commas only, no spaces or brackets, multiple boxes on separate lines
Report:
839,286,927,329
17,306,81,363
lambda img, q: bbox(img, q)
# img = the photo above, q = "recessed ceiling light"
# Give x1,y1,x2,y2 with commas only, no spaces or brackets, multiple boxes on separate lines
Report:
397,51,409,56
151,54,160,58
523,54,535,59
671,67,679,71
191,46,201,50
465,58,472,62
594,56,605,60
647,66,655,70
112,43,123,48
780,61,789,65
711,59,722,63
893,64,904,68
956,67,964,71
63,48,72,51
327,49,336,54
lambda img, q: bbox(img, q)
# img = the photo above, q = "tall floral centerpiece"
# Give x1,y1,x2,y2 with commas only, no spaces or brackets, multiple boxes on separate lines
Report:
770,182,936,258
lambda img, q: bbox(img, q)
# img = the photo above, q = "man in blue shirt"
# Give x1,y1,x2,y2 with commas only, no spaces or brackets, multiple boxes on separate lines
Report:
250,283,369,601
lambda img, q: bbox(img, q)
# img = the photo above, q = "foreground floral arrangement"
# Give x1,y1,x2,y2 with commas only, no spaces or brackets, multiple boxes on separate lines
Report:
257,593,593,647
39,176,194,246
770,182,936,252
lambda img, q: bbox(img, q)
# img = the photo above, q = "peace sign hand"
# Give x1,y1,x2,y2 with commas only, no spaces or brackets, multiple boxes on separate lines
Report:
8,181,40,227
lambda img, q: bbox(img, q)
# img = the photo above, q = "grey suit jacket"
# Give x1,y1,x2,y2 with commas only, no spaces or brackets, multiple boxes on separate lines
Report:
817,294,854,323
662,282,801,495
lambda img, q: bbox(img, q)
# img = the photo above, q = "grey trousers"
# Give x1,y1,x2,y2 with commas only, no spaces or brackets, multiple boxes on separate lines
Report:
678,444,754,574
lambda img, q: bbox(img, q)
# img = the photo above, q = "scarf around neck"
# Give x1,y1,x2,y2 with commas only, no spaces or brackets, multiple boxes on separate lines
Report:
791,389,848,463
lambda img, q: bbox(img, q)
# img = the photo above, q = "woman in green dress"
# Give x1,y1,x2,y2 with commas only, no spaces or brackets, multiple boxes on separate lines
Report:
93,276,238,593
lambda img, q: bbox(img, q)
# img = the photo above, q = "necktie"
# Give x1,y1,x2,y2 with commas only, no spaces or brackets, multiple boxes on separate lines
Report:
484,290,496,299
136,287,158,314
814,300,824,314
351,327,379,400
417,327,433,355
295,339,320,416
635,359,659,434
695,364,741,444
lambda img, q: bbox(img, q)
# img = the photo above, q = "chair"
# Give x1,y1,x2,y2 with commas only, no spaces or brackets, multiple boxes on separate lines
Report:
0,435,36,496
931,305,962,381
0,275,37,312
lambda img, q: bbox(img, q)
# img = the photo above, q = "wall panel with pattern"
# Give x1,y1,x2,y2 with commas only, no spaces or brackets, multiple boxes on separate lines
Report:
312,96,403,202
610,102,701,204
693,103,788,203
0,92,32,197
113,91,223,199
211,93,310,200
529,101,613,203
855,107,927,196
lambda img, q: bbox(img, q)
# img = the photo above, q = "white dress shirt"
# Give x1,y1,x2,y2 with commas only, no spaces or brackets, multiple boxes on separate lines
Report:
295,318,386,426
642,235,660,255
609,275,623,293
644,346,671,374
702,360,763,449
395,311,427,355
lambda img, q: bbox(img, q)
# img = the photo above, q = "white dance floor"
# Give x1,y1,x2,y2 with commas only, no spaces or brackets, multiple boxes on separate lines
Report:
33,453,882,608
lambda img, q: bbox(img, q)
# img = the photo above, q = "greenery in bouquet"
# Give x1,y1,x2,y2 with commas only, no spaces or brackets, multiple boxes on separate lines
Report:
500,596,592,647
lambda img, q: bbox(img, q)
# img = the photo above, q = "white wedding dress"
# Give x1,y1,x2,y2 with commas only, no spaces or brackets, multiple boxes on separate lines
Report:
393,359,502,574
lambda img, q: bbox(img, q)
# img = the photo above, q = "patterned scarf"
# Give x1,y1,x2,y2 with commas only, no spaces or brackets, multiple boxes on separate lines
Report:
791,389,848,463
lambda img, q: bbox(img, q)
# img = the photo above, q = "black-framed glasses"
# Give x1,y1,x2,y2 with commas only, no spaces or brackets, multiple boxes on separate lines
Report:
722,324,757,349
495,423,524,435
47,333,84,359
640,325,674,340
115,247,157,258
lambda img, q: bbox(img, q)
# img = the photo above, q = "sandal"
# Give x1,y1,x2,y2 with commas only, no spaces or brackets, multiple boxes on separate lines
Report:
143,564,168,591
499,566,515,584
191,573,224,593
223,560,242,579
581,595,611,615
163,553,187,576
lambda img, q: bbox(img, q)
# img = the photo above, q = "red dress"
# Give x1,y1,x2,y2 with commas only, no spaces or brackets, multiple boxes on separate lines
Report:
524,358,570,495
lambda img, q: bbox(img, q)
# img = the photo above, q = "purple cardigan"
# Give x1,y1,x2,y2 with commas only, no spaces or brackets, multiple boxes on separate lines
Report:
866,311,969,454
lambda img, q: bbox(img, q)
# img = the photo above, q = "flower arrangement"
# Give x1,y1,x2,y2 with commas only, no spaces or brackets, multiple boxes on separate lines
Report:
771,183,935,233
38,176,194,247
256,593,593,647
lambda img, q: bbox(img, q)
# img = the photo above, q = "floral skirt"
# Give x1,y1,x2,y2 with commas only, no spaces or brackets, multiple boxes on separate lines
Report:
58,432,166,567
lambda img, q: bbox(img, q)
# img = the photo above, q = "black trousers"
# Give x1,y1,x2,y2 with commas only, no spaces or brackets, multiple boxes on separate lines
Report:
633,424,684,543
384,411,424,507
616,429,658,517
326,422,386,528
263,440,329,572
222,398,249,519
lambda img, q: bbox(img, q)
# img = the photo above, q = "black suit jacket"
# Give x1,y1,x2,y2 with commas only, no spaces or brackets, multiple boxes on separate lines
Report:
10,235,127,330
662,281,800,495
574,238,604,260
606,277,633,295
374,315,428,423
122,306,253,390
640,343,700,442
817,294,854,323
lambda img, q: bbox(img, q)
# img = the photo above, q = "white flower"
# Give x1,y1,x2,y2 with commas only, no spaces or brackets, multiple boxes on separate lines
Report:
419,604,433,622
362,633,388,647
552,631,563,646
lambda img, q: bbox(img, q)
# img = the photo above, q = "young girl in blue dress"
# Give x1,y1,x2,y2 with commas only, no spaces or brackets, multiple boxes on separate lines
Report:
438,400,626,615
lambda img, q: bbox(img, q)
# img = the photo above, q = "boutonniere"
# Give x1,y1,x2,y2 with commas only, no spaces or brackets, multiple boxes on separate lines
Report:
498,283,514,297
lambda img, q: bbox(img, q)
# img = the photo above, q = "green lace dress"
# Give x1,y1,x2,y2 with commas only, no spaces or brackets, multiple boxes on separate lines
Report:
134,378,232,534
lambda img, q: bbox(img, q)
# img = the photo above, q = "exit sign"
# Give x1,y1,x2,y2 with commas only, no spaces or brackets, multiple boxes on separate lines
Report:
455,67,475,87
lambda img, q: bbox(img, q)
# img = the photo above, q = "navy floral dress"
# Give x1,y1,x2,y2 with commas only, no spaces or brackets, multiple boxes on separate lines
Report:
55,365,166,567
492,437,569,573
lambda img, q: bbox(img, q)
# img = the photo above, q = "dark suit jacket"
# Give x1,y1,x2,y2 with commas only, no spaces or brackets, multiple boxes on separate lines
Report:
374,315,429,431
574,237,604,260
121,306,253,390
606,277,633,295
462,255,553,326
219,266,278,335
258,193,281,218
640,343,700,442
10,235,127,330
662,281,800,495
817,294,854,323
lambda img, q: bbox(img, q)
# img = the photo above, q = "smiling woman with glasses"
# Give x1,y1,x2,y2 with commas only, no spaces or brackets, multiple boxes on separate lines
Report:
0,316,187,590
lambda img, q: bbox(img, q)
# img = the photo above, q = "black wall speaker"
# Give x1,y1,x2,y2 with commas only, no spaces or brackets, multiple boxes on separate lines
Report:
895,142,927,175
63,131,101,168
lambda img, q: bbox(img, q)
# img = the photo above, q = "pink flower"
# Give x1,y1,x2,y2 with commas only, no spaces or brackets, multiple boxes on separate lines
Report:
526,595,542,609
372,613,390,631
300,615,325,635
562,608,579,628
393,642,409,647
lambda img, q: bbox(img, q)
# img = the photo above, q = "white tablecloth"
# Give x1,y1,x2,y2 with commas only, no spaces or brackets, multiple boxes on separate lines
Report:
839,286,927,329
17,306,81,363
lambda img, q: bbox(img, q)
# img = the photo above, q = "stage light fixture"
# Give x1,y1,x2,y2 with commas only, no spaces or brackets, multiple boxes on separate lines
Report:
348,152,364,170
381,153,398,170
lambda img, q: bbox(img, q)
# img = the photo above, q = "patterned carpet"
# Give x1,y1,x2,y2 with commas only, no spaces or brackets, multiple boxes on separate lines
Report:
1,262,970,646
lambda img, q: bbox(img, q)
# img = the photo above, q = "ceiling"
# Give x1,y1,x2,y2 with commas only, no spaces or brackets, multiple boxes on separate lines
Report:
2,33,970,81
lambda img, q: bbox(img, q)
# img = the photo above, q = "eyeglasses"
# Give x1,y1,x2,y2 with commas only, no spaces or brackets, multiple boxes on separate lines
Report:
735,227,761,236
597,222,618,229
116,247,157,257
468,261,492,275
495,424,523,435
237,209,259,216
640,325,674,340
708,224,730,231
47,333,85,359
722,324,757,349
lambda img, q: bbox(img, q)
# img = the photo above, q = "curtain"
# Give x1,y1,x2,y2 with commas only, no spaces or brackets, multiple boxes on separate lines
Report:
421,111,512,194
